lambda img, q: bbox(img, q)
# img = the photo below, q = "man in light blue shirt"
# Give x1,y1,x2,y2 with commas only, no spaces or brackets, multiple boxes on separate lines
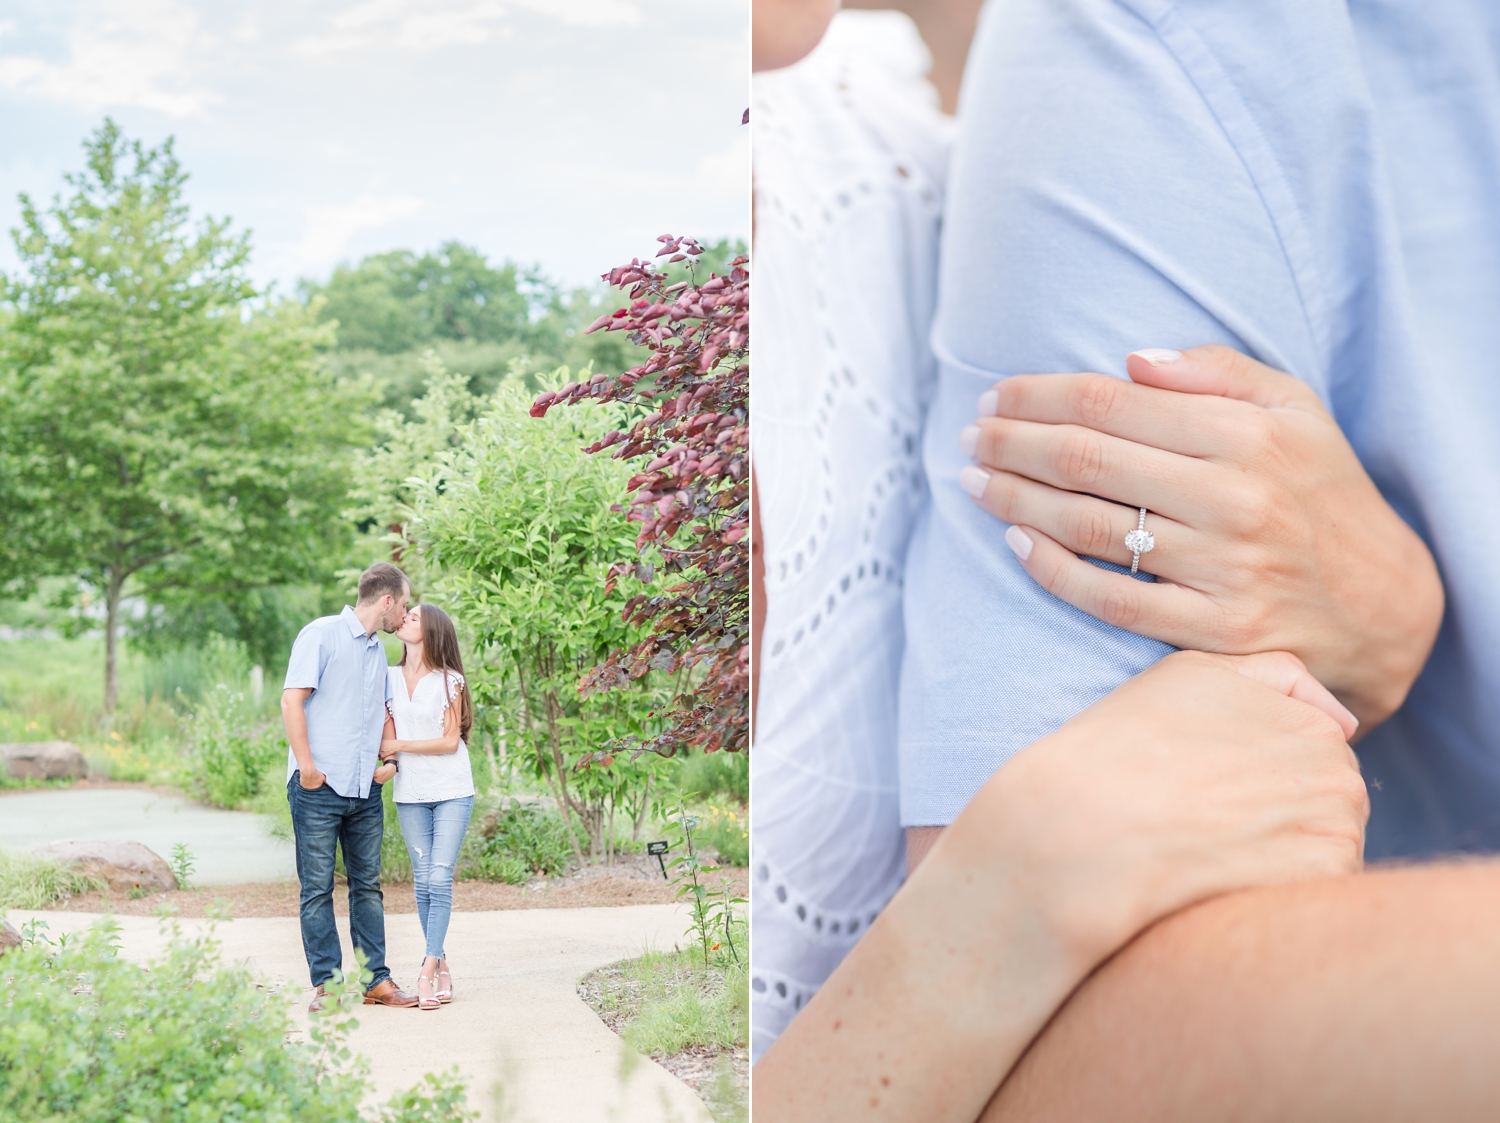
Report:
282,561,415,1010
899,0,1500,858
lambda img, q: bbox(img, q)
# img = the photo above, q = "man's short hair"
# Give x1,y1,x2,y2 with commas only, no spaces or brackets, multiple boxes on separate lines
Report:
357,562,409,605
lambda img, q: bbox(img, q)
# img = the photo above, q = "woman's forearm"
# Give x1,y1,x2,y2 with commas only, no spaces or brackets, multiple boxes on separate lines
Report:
388,734,460,755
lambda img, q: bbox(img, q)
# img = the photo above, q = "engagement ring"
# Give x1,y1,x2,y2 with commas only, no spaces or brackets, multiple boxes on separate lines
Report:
1124,508,1154,574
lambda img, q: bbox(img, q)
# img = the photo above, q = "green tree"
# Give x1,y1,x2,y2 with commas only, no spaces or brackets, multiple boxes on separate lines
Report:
0,121,368,710
383,375,664,861
305,242,535,354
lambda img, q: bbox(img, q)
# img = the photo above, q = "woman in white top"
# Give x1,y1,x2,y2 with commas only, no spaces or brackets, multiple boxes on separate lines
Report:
376,603,476,1012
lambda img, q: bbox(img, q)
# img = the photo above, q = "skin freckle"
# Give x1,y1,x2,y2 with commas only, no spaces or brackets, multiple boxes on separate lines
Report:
880,1076,891,1087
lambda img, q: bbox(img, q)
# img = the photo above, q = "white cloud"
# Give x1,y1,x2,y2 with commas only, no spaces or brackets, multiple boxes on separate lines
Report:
293,0,642,54
293,0,509,55
510,0,643,28
0,0,220,117
285,193,425,275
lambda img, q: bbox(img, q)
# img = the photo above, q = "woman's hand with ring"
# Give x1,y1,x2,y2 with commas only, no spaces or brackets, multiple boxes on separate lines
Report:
958,344,1444,733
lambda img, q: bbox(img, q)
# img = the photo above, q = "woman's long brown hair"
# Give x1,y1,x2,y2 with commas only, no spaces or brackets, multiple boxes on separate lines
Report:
400,603,474,741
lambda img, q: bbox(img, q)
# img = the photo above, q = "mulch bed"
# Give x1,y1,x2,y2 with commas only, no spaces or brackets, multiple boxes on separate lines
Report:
42,858,750,918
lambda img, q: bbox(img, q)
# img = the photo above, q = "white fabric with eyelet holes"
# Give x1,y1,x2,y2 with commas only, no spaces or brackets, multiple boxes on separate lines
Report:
751,10,953,1063
387,667,475,804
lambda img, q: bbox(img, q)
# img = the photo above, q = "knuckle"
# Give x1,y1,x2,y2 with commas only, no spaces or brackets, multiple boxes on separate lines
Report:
1067,504,1116,557
1223,481,1275,536
989,473,1021,522
1071,375,1127,427
1056,429,1108,487
1098,586,1142,629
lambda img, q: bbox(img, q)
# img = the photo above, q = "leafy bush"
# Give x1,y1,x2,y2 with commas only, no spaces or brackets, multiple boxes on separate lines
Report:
691,800,748,868
0,848,103,908
460,800,575,884
184,683,288,810
679,748,748,803
0,922,477,1122
534,237,749,760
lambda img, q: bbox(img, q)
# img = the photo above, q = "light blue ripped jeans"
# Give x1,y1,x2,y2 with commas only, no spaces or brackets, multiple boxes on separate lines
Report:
396,796,473,959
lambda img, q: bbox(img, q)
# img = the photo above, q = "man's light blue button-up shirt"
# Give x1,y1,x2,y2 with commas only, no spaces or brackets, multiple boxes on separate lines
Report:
284,605,393,800
898,0,1500,858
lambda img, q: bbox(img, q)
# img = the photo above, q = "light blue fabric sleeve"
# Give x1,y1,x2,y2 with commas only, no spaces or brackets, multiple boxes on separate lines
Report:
896,0,1376,824
283,622,323,692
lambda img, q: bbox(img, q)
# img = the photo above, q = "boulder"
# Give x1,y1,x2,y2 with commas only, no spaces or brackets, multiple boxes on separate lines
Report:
1,741,88,780
0,918,20,955
31,840,177,895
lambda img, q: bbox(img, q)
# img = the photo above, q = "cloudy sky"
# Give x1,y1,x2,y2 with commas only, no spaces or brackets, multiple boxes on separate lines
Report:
0,0,748,292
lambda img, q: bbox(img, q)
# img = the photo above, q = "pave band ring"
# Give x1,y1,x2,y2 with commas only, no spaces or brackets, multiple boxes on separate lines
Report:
1124,508,1155,575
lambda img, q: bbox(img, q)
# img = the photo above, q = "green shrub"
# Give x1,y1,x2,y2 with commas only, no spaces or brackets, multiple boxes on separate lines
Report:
460,800,574,883
184,684,288,810
678,749,748,804
0,922,477,1122
380,781,413,883
692,799,748,868
0,849,103,908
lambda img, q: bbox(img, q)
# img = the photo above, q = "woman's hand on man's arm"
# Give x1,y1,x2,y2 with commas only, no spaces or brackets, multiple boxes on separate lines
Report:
754,649,1367,1123
958,344,1444,733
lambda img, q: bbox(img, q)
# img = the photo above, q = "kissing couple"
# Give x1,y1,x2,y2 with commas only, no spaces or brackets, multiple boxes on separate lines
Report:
281,562,479,1013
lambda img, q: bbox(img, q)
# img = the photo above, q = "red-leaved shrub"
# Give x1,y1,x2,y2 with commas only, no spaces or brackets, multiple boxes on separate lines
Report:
530,235,748,760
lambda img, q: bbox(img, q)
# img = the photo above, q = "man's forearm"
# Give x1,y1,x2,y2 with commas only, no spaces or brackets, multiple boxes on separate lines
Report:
281,692,316,772
985,861,1500,1123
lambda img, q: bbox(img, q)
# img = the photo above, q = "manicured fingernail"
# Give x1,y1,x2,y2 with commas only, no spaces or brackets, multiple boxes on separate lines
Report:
1004,525,1033,561
958,425,979,458
976,389,999,415
959,465,990,498
1132,348,1183,365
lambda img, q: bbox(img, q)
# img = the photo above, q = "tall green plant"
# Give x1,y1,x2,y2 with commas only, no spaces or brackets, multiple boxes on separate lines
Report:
400,377,664,862
0,120,368,711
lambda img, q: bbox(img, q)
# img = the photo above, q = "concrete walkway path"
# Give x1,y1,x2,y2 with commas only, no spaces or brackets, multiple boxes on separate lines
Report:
7,902,713,1123
0,787,294,884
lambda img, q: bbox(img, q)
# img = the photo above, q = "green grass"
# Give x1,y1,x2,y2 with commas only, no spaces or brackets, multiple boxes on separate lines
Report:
578,932,749,1122
0,847,104,909
0,634,189,784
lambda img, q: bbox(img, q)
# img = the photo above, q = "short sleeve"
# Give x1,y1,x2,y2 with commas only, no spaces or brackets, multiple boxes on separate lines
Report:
897,0,1376,824
283,623,324,691
385,665,396,703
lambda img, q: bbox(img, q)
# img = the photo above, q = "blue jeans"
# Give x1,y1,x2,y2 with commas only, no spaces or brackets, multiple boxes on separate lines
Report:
396,797,473,960
287,773,389,989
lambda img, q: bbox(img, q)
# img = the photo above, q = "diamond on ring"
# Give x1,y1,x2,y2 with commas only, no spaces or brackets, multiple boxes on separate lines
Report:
1125,508,1154,574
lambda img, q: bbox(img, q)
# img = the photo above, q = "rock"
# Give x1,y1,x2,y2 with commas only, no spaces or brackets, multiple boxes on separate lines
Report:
31,840,178,895
0,741,89,780
0,919,20,955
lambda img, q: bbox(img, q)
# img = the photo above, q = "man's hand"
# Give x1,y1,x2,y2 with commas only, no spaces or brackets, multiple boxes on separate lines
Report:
372,762,396,785
958,344,1444,731
298,766,326,790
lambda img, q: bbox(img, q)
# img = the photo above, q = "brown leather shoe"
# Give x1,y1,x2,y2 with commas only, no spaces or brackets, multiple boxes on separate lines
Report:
308,985,330,1014
363,978,419,1008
